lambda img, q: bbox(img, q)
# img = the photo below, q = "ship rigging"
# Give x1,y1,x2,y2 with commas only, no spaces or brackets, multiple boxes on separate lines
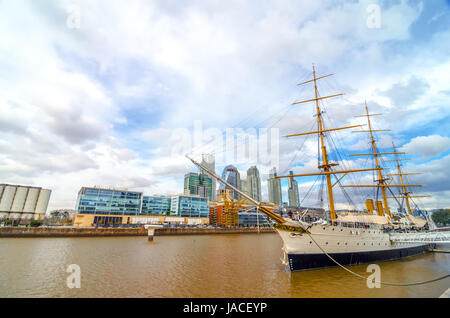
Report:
187,65,449,272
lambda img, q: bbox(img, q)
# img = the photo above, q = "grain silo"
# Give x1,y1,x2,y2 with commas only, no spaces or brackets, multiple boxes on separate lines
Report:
0,184,52,222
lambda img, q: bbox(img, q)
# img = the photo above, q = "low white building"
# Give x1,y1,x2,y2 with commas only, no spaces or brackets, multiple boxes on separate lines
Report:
0,184,51,221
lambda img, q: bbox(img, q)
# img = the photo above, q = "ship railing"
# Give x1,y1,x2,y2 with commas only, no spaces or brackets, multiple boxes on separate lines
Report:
389,231,450,244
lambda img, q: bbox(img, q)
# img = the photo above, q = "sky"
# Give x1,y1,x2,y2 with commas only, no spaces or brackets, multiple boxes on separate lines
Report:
0,0,449,212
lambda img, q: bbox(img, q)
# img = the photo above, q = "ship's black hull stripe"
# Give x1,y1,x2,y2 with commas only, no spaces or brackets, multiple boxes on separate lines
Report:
287,244,430,271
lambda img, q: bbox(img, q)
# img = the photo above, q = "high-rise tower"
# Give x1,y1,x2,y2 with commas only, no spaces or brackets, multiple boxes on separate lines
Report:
247,166,262,202
184,172,213,200
268,167,282,206
220,165,241,199
201,154,216,201
288,170,300,207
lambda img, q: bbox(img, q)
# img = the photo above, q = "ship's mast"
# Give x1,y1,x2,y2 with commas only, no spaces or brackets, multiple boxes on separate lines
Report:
343,105,423,217
385,141,430,215
352,105,392,216
313,65,337,220
275,66,382,223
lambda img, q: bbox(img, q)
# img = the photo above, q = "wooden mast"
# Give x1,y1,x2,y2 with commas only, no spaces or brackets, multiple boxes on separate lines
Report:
385,141,430,215
275,66,381,223
343,105,426,217
313,65,337,221
393,141,411,215
354,104,392,217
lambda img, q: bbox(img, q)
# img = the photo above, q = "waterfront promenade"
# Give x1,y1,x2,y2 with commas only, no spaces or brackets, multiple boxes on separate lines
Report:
0,226,275,238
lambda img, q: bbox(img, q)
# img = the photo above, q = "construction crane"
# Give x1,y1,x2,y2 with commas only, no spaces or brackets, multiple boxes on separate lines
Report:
222,196,244,228
186,155,309,234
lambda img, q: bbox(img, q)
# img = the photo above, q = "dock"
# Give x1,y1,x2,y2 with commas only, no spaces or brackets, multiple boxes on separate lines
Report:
0,226,275,238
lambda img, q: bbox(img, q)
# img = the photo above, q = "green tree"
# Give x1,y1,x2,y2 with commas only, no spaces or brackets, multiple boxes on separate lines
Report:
29,220,43,227
431,209,450,226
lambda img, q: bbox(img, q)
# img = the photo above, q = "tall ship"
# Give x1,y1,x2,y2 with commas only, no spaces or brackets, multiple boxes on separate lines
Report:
187,66,441,271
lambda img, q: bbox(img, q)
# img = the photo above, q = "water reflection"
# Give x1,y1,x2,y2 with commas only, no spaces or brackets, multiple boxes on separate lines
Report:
0,234,448,298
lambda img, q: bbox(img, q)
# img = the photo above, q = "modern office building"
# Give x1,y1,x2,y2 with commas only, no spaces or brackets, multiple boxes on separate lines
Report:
220,165,241,199
268,167,282,206
246,166,262,202
170,195,209,218
0,184,51,221
239,179,248,196
75,187,142,216
184,172,213,200
238,207,271,227
141,196,171,215
201,153,216,201
73,186,209,227
288,171,300,207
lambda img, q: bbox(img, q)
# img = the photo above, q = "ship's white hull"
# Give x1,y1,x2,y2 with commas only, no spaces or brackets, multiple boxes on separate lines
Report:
276,224,430,271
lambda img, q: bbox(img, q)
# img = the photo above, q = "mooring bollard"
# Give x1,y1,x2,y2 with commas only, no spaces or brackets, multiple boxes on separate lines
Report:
148,228,155,241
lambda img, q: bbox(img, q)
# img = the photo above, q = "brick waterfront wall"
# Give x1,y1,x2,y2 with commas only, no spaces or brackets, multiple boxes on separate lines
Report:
0,227,275,237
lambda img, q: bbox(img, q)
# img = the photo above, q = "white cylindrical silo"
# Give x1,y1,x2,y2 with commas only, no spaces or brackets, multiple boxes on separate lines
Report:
9,213,22,219
0,185,16,212
11,186,28,212
35,189,51,215
23,188,40,213
21,213,33,220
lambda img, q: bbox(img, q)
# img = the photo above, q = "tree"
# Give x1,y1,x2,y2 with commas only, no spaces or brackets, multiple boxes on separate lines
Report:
431,209,450,226
30,220,43,227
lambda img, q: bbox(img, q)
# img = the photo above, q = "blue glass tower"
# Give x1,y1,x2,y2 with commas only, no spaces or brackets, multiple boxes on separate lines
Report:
220,165,240,199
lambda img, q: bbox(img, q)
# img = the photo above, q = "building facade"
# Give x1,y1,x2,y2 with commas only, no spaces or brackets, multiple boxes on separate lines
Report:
75,187,142,216
220,165,241,199
246,166,262,202
288,171,300,207
201,153,216,201
170,195,209,218
238,207,271,227
141,196,171,215
209,203,272,227
184,172,213,201
239,179,248,196
74,187,209,227
268,167,282,206
0,184,51,221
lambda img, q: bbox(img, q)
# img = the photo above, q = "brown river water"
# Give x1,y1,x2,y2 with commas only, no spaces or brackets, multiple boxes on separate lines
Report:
0,233,448,297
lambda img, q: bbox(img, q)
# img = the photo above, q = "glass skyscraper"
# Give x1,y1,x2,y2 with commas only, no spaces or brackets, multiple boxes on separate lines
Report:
201,153,216,201
220,165,241,199
184,172,213,200
268,167,282,206
246,166,262,202
288,171,300,207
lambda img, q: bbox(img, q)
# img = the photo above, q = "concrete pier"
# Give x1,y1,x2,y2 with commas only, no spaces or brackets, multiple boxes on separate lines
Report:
147,228,155,241
0,226,275,238
0,226,146,237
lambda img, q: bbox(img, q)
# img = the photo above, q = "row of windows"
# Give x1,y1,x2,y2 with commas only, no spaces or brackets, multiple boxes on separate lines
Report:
83,189,142,199
77,194,209,217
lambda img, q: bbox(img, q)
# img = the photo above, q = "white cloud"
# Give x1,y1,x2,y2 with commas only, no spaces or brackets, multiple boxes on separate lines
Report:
1,0,449,212
400,135,450,160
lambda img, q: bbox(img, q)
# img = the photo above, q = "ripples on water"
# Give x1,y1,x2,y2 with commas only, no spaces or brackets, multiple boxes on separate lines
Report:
0,234,448,297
